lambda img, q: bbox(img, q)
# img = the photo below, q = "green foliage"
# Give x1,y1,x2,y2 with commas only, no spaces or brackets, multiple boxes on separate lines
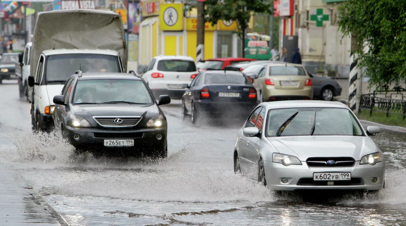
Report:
204,0,273,39
338,0,406,89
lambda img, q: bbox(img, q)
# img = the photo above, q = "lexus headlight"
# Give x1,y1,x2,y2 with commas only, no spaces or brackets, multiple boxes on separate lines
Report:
1,68,8,72
273,153,302,166
68,115,91,128
147,115,164,128
360,152,382,165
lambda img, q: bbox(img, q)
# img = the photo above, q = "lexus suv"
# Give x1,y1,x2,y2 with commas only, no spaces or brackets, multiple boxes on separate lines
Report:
52,71,170,158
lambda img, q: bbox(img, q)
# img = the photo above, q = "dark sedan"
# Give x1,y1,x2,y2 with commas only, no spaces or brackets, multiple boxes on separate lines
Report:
0,53,19,84
181,70,257,124
308,73,342,101
52,72,171,157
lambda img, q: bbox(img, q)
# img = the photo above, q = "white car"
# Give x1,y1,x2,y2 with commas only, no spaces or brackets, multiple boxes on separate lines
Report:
142,56,198,99
234,101,385,192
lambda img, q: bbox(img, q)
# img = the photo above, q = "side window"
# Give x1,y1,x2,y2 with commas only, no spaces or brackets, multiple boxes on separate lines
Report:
27,47,31,65
245,107,262,128
36,56,44,83
255,108,266,133
259,68,266,78
147,59,156,71
23,47,29,65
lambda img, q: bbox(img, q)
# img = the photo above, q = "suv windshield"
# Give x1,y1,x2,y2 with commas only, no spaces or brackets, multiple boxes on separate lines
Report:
266,108,364,137
0,54,18,64
205,73,249,85
46,54,120,82
73,79,153,105
157,60,196,72
269,66,305,76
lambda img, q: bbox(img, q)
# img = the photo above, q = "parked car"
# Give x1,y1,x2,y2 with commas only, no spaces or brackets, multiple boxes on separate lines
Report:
308,73,342,101
198,58,256,72
141,55,198,100
0,53,19,84
52,72,170,158
234,100,385,192
251,62,313,102
181,70,257,124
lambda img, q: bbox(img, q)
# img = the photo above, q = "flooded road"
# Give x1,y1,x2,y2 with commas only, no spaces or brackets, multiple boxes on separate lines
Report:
0,81,405,225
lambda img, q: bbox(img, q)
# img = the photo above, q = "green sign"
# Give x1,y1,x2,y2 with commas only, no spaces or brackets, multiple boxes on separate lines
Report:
310,9,330,27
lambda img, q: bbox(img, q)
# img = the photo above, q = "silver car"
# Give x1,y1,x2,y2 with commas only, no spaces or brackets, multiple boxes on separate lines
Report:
234,101,385,191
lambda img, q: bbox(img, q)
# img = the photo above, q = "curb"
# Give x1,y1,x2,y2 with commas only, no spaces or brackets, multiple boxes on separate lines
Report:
359,119,406,133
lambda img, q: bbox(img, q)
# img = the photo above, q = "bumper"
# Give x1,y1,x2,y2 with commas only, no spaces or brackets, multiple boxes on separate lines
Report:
149,80,190,99
263,86,313,101
335,86,342,96
151,89,185,99
264,161,385,191
195,101,257,116
63,125,167,151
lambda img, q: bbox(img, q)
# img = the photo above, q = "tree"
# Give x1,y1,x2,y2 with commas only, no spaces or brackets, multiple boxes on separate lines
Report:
338,0,406,90
204,0,273,57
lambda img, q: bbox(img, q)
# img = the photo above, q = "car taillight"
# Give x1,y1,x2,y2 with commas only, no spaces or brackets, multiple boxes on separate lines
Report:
248,76,254,83
191,74,197,79
240,67,244,71
265,79,274,86
201,87,210,99
248,88,256,99
305,79,312,86
151,73,164,78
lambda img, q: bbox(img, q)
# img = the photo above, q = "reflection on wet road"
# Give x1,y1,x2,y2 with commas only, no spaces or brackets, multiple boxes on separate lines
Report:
1,82,406,225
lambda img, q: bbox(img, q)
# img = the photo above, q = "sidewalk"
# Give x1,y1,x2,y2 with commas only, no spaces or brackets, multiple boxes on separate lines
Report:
0,164,65,226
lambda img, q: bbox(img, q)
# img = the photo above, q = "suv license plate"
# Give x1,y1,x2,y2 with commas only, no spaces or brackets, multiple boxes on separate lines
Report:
104,139,134,147
313,173,351,181
219,92,240,97
281,81,298,86
168,84,183,89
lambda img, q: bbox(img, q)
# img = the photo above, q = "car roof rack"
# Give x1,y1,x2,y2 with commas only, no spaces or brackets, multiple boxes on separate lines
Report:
75,70,83,77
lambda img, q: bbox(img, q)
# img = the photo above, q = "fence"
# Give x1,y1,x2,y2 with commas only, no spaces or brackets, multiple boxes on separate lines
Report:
360,87,406,120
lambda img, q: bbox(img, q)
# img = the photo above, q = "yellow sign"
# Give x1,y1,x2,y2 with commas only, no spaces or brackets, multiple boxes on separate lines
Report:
160,3,184,31
186,18,216,31
218,20,238,31
115,9,127,25
142,0,160,18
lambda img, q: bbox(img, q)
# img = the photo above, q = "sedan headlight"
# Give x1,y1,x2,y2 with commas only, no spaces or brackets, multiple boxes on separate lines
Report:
147,115,164,127
1,68,8,72
360,152,382,165
68,115,91,128
273,153,302,166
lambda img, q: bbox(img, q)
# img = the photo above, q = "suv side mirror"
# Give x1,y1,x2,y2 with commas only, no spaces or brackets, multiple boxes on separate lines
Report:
243,127,260,137
28,76,35,87
53,95,65,105
158,95,171,105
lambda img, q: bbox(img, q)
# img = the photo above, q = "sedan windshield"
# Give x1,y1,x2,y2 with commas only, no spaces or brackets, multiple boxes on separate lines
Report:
269,66,306,76
73,79,153,105
46,54,120,83
266,108,364,137
0,54,18,64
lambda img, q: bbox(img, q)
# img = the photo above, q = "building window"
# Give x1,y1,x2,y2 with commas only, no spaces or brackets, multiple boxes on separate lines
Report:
217,33,232,58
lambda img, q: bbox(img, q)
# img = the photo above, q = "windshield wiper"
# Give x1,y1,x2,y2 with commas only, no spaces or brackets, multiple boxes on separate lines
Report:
276,112,299,137
75,102,98,105
310,111,317,135
101,101,138,104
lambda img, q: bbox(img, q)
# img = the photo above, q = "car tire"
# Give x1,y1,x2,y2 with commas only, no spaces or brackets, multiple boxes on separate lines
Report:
153,139,167,159
18,78,24,98
320,87,334,101
182,101,187,120
191,102,199,124
258,159,267,186
234,152,241,174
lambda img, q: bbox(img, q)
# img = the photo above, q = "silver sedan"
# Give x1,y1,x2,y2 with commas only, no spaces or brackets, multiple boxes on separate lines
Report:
234,101,385,191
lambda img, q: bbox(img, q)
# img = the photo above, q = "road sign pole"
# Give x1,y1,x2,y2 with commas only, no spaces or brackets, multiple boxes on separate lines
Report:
196,0,205,62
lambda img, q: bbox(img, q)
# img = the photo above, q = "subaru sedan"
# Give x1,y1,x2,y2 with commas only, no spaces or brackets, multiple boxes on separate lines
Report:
234,101,385,191
52,72,170,158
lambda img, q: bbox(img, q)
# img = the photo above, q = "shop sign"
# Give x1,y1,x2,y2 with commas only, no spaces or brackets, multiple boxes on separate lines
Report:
280,0,293,17
142,0,160,17
248,41,268,47
61,0,95,9
159,3,184,31
217,20,237,31
115,9,127,26
186,18,215,31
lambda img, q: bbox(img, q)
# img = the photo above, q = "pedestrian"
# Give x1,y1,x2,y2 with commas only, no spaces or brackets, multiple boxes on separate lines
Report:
7,39,13,53
271,46,278,61
291,47,302,64
280,47,287,62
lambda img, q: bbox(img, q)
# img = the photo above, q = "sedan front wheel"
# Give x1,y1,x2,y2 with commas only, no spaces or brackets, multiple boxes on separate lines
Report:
258,159,267,186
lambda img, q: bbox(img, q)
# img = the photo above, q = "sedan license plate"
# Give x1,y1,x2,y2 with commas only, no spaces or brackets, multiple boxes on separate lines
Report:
104,139,134,147
168,84,183,89
313,172,351,181
281,81,298,86
219,92,240,98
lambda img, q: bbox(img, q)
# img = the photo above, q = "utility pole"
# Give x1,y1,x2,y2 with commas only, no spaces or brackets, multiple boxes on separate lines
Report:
23,4,27,46
269,1,274,49
196,0,205,62
349,34,362,113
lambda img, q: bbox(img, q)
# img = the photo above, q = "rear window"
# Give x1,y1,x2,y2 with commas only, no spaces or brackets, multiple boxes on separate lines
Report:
157,60,196,72
229,61,252,65
200,61,224,69
205,73,249,85
269,66,306,76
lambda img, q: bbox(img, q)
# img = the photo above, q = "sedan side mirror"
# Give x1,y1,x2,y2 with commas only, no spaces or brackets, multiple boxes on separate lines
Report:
366,126,381,136
158,95,171,105
243,127,259,137
28,75,35,87
53,95,65,105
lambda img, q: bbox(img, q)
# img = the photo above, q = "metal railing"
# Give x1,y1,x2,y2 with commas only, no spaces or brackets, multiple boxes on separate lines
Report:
360,87,406,120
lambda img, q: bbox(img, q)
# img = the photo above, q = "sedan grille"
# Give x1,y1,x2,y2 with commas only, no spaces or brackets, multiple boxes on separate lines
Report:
297,178,364,186
93,117,142,127
306,157,355,167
